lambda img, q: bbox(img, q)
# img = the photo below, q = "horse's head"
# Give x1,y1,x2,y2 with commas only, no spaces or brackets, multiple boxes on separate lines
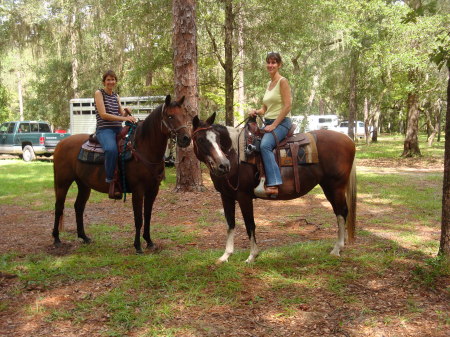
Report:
192,112,232,177
161,95,191,148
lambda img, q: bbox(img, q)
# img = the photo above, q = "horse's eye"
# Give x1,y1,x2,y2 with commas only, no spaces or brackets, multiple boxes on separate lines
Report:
168,115,174,120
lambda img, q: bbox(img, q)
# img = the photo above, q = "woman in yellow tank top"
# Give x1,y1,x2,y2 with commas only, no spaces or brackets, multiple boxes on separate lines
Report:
249,52,292,197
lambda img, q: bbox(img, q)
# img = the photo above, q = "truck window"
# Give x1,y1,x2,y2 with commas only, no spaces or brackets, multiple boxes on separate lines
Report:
30,123,39,132
39,123,51,132
7,123,15,133
18,122,30,133
0,123,8,133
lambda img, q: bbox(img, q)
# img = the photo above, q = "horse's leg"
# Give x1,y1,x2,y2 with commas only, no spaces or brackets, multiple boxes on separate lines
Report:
217,194,236,264
322,185,348,256
237,194,259,263
143,188,158,250
74,181,92,244
53,182,71,246
132,192,144,254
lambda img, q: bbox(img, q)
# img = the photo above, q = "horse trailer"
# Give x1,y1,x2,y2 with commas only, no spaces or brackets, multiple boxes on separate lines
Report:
69,96,165,135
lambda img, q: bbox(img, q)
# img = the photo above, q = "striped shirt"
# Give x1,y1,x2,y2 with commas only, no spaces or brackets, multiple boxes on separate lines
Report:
95,89,123,129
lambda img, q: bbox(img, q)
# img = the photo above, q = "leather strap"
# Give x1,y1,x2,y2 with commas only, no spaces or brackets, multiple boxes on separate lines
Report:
290,143,300,193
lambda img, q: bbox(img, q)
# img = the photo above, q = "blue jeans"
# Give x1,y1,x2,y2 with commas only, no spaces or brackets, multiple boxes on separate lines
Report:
96,127,121,182
261,117,292,186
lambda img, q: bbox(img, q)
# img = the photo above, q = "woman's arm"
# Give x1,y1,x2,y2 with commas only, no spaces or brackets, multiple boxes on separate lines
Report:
95,90,135,123
264,78,292,131
249,105,267,117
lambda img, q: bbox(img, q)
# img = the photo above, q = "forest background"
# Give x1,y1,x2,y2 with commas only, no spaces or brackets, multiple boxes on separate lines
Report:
0,0,449,145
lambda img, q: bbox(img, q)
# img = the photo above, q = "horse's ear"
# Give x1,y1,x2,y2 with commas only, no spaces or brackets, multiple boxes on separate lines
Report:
178,96,185,105
192,115,200,130
205,112,216,126
165,95,171,105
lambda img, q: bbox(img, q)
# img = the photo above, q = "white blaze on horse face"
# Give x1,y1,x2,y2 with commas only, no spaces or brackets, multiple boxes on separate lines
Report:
206,130,228,163
217,228,235,263
330,215,346,256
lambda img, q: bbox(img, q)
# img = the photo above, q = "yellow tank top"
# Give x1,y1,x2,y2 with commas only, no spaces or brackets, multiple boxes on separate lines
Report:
262,77,291,120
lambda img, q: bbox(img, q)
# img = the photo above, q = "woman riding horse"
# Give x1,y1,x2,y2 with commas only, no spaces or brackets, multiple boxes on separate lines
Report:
53,95,191,253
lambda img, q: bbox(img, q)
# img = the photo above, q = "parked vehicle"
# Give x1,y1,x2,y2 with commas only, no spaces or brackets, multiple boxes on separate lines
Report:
291,114,339,133
332,120,373,139
0,121,71,161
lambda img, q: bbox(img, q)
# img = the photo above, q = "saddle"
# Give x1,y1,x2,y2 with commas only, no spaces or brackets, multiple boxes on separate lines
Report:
78,126,134,164
243,120,319,195
77,125,136,199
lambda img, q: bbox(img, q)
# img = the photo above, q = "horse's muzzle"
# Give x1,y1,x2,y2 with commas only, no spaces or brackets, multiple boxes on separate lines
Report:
177,134,191,148
208,157,230,176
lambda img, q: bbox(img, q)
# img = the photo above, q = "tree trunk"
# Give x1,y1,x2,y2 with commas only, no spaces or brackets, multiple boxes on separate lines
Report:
371,104,381,143
402,90,421,157
439,67,450,256
364,97,370,144
172,0,203,192
307,70,319,114
17,70,24,121
237,4,245,124
348,51,358,141
70,11,79,98
145,70,153,95
223,0,234,126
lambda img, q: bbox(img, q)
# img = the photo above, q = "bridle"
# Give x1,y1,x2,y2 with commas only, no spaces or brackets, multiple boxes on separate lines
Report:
160,103,189,142
192,125,241,192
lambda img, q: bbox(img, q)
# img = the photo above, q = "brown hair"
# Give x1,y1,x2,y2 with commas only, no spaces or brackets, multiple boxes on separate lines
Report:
266,52,282,65
102,70,118,83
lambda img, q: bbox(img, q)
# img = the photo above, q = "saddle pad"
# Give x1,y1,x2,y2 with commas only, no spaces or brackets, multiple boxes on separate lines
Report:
78,147,105,164
279,133,318,166
77,140,133,165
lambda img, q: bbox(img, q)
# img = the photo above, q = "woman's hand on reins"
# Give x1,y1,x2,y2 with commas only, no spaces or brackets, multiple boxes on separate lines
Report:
249,109,258,117
124,115,137,123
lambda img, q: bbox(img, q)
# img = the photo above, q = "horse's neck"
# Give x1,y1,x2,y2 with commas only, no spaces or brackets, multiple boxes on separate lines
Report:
137,112,168,160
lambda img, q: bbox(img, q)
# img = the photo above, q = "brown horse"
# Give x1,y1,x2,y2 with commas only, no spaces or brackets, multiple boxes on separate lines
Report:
192,113,356,263
52,95,191,253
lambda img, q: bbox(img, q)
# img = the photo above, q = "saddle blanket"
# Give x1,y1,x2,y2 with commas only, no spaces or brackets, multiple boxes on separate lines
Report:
279,133,319,166
77,139,132,164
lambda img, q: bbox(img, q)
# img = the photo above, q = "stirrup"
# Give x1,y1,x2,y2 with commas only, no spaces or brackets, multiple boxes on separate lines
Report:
254,178,278,199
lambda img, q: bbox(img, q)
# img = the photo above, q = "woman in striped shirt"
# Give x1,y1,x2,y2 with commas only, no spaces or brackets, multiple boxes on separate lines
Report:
95,70,136,198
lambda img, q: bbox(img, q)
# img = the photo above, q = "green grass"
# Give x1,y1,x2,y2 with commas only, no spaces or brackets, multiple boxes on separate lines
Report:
0,134,448,335
355,134,445,159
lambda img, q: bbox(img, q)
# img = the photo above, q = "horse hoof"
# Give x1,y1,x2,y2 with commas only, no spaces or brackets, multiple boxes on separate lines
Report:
330,248,341,256
54,241,62,248
83,237,92,244
136,249,144,255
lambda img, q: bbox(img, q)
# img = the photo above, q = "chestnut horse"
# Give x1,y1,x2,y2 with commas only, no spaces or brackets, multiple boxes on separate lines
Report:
192,113,356,263
52,95,191,253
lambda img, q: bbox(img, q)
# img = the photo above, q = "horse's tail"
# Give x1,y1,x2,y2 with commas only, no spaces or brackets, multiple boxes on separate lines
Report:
346,161,357,243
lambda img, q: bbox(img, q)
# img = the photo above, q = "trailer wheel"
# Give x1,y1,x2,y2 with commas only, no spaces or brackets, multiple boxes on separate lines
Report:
22,145,36,162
